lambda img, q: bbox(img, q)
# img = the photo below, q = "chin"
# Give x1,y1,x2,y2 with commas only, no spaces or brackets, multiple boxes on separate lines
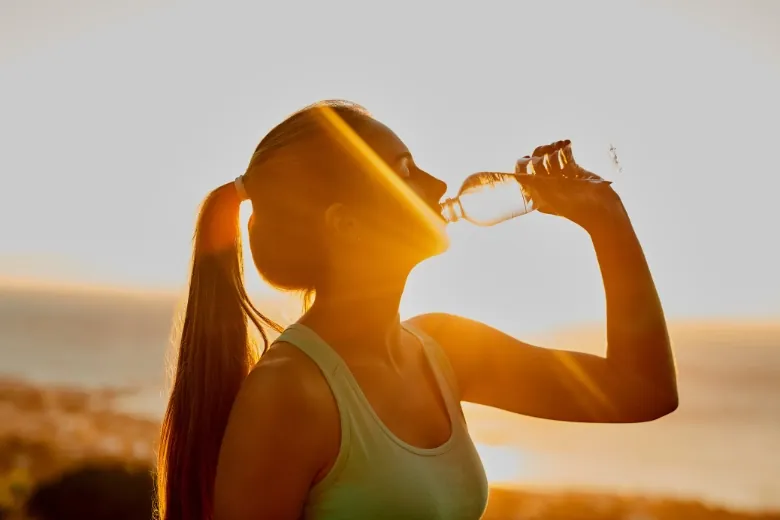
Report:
376,211,449,264
406,224,450,263
427,230,450,257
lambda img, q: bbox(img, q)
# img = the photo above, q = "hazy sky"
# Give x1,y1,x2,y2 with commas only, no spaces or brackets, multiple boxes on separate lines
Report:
1,0,778,332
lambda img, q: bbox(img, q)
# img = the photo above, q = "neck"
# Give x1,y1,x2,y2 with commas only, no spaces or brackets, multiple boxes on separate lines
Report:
301,267,410,358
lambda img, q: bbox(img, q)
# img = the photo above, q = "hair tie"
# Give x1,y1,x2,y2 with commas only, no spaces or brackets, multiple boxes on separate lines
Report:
234,175,249,201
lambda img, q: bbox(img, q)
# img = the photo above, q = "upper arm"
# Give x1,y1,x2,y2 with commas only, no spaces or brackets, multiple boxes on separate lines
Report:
410,313,671,423
213,345,333,520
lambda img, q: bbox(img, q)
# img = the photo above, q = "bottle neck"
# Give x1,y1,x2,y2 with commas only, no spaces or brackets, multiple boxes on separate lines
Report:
440,197,464,224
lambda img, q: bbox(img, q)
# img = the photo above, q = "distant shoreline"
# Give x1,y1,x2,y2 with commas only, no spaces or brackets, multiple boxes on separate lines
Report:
1,280,778,333
1,284,779,512
1,376,779,516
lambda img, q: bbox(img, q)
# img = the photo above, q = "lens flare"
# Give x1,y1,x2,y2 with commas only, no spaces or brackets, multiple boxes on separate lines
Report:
314,105,448,251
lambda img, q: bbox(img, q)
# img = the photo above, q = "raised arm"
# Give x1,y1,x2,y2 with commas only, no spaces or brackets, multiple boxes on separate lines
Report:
410,141,678,423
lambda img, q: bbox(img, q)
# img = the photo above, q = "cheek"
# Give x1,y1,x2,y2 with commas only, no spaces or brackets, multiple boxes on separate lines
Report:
405,179,427,200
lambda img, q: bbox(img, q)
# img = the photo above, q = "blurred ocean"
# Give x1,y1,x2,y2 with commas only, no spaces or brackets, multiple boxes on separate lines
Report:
0,285,778,511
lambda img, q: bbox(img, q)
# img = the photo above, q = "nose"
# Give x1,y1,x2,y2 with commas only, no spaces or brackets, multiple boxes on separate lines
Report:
421,170,447,201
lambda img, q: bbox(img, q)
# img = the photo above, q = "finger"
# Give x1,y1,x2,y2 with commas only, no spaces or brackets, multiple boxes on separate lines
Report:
519,156,546,176
556,142,592,180
556,147,568,170
531,140,572,176
531,155,550,176
538,140,570,157
518,173,570,187
542,152,557,176
515,156,531,174
519,176,613,208
551,140,569,153
519,177,562,215
558,142,573,167
531,144,549,157
534,151,566,176
532,141,559,158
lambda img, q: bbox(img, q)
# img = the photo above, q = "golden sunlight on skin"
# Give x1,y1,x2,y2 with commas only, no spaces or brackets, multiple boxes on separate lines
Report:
315,105,449,250
2,1,780,512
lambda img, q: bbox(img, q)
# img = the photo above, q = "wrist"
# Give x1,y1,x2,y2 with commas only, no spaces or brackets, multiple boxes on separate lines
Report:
586,209,636,243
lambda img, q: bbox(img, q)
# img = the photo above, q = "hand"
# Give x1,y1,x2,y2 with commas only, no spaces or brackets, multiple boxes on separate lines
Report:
516,140,630,233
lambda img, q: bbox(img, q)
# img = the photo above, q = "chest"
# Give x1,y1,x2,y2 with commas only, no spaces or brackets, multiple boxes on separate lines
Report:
348,353,453,449
307,443,489,520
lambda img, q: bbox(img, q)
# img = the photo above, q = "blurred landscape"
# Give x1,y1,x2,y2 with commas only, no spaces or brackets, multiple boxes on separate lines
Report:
0,283,778,519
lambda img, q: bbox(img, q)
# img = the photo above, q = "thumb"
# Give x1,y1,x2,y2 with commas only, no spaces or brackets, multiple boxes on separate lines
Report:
515,156,531,174
515,156,547,176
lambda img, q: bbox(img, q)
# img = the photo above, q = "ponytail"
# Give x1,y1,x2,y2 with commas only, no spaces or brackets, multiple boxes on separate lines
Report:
156,181,281,520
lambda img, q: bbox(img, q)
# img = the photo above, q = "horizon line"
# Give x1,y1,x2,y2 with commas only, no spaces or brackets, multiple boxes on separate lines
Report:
1,277,778,330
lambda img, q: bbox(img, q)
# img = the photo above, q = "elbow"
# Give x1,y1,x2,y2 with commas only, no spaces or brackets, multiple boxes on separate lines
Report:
646,370,680,420
646,391,679,421
614,384,679,423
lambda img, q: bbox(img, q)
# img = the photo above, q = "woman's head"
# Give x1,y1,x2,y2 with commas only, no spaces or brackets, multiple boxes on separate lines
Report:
242,100,448,295
156,100,447,520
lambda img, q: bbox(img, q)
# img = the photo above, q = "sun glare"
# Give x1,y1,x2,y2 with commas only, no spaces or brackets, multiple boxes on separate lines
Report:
315,105,448,251
474,443,534,485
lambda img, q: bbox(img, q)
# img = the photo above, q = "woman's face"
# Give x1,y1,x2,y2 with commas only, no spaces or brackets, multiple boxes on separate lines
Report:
246,112,450,290
338,116,449,262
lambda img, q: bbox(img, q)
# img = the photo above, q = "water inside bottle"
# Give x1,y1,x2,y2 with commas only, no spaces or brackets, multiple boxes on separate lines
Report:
441,172,536,226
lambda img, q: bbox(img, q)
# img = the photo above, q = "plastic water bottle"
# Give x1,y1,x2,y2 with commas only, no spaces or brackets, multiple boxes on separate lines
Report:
439,170,536,226
440,144,609,226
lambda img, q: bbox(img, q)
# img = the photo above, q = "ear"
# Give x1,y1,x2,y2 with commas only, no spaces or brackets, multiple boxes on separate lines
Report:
324,203,361,243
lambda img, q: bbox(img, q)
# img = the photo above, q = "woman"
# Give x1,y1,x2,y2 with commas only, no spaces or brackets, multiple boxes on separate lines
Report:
156,100,678,520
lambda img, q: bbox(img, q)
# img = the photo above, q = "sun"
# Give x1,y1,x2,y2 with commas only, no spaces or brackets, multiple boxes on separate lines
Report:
473,443,534,485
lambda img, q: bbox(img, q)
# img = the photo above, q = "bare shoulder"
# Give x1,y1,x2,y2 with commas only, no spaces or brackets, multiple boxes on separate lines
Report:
408,311,487,333
407,312,452,333
224,341,339,466
406,312,532,401
215,343,340,518
408,311,526,353
251,341,325,386
407,312,492,356
238,341,336,424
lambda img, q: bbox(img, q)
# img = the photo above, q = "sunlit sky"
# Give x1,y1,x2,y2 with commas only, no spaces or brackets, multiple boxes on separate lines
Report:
1,0,779,334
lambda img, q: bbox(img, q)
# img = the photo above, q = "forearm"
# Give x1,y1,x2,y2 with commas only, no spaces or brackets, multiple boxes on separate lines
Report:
589,215,678,401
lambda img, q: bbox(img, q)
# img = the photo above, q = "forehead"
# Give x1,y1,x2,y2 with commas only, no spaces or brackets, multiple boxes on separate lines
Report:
352,117,410,160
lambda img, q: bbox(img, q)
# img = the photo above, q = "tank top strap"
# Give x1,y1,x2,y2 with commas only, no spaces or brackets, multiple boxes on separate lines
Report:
274,324,489,519
272,323,347,379
402,321,463,411
275,321,463,419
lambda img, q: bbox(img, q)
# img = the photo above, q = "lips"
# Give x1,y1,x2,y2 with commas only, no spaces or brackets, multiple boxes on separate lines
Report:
430,199,447,220
424,198,439,211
